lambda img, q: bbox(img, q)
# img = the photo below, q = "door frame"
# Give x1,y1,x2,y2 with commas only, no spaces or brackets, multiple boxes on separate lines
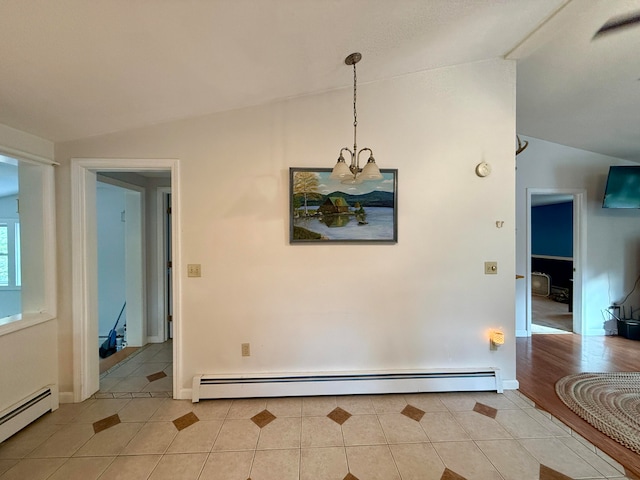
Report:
157,187,172,342
71,158,181,402
525,188,586,335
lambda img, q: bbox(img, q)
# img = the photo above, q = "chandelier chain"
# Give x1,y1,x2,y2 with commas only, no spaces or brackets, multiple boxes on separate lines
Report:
352,62,357,150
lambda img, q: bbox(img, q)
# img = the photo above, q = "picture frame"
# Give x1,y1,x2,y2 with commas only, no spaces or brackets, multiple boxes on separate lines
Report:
289,167,397,243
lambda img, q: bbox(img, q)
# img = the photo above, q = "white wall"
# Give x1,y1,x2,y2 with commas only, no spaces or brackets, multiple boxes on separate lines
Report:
56,58,518,398
96,183,126,339
516,136,640,336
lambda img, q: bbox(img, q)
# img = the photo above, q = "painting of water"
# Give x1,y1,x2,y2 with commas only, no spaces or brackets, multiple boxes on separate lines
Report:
290,168,397,243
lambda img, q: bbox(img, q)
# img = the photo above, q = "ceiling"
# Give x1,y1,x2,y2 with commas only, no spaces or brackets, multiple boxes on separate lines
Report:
0,0,639,162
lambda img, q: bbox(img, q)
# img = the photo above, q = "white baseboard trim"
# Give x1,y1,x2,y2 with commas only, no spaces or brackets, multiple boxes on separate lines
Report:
177,388,191,400
502,379,519,390
58,392,75,404
146,336,164,344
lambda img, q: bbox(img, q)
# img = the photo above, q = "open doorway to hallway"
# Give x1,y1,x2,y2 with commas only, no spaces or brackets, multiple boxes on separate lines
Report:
95,172,173,396
71,158,179,402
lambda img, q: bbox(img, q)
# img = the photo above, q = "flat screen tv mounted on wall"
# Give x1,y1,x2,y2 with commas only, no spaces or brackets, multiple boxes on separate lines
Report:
602,166,640,209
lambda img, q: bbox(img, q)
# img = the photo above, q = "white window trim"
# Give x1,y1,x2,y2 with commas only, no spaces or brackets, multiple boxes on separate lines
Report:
0,155,57,335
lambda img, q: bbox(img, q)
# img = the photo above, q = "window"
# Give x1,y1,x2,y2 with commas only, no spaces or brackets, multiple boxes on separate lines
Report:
0,220,20,288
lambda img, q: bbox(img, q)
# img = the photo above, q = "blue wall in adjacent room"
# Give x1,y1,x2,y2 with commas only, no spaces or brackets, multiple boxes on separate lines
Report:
532,201,573,258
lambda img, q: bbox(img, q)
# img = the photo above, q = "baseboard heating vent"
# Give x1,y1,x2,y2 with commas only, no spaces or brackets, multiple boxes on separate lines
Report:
192,369,502,402
0,385,59,443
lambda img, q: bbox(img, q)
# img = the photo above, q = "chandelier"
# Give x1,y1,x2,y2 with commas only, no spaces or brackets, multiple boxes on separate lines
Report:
330,53,382,185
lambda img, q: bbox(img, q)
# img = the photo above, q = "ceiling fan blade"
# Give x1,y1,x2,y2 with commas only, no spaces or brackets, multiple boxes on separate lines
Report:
593,11,640,38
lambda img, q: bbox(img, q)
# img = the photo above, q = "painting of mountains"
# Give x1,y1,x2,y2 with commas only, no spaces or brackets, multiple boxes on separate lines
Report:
289,168,397,243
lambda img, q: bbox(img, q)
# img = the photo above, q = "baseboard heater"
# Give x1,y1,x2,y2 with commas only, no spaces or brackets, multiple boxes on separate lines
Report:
192,368,502,402
0,385,59,443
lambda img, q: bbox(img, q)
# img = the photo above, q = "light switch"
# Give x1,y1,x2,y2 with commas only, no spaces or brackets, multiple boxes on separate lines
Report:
187,264,201,277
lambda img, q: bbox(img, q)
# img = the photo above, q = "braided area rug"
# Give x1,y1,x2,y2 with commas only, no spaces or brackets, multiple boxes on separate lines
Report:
555,372,640,454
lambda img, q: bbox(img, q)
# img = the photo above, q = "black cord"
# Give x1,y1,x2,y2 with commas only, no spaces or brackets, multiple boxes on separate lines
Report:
617,274,640,306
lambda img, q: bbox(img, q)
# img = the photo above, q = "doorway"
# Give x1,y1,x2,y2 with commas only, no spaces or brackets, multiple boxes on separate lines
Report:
71,158,181,402
526,189,585,335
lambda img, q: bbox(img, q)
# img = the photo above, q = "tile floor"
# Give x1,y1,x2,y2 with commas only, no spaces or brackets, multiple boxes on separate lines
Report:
0,342,633,479
97,341,173,398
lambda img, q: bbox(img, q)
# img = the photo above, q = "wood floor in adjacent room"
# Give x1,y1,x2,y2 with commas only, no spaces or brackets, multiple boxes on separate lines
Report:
517,333,640,479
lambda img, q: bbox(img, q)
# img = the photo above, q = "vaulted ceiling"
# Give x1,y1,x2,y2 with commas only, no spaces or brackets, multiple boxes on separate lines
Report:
1,0,639,162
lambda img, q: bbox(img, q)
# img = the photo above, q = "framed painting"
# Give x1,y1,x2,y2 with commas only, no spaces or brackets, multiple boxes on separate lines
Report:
289,167,397,243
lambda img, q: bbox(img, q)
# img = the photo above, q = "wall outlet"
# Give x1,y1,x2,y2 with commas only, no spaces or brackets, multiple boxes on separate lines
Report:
241,343,250,356
187,264,201,277
484,261,498,275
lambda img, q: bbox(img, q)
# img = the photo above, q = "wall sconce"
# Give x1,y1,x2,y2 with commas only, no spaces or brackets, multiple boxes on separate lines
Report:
490,330,505,350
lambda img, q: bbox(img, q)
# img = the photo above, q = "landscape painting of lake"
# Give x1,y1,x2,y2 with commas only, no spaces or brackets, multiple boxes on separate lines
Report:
290,168,397,243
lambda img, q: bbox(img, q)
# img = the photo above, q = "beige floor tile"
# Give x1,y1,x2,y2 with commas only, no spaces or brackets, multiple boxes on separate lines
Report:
142,376,173,393
377,413,428,443
74,422,143,457
121,422,178,455
266,397,302,417
27,423,95,458
249,448,300,480
302,396,337,416
163,365,173,377
226,398,267,419
389,443,446,480
341,415,386,446
36,401,95,425
192,399,232,420
370,394,407,414
166,420,223,453
473,392,520,410
149,399,193,422
212,418,260,451
420,412,470,442
71,398,131,424
109,376,150,393
335,395,375,415
99,377,122,392
0,459,19,476
437,392,478,411
47,456,114,480
346,445,401,480
521,407,571,436
104,362,142,378
503,390,536,408
453,411,511,440
0,421,61,459
301,416,343,448
520,437,604,479
198,450,253,480
476,439,540,480
96,454,161,480
495,409,559,438
432,440,503,479
402,393,448,412
257,417,301,450
117,398,168,423
147,453,208,480
300,447,348,480
0,457,66,480
149,349,173,363
559,436,627,478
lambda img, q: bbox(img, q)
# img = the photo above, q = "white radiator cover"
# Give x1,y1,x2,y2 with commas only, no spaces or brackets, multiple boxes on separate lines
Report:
0,385,59,443
192,368,502,402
